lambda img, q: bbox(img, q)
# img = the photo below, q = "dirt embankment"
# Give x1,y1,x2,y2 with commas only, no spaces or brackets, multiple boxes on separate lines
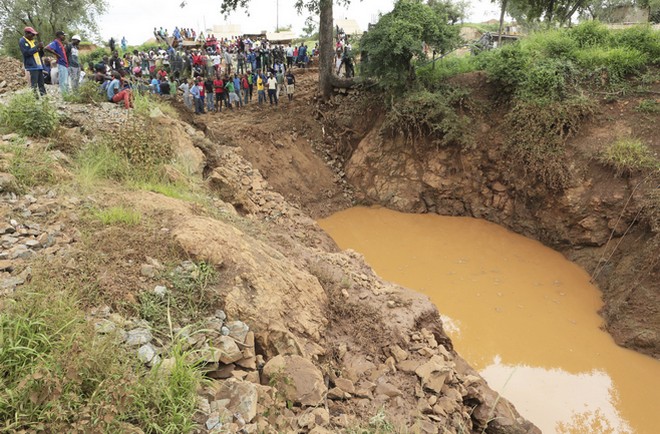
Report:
323,72,659,359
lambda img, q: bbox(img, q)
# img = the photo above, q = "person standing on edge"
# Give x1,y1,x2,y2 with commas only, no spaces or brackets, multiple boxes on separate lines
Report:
44,31,70,94
285,69,296,102
19,27,46,96
267,72,278,106
66,35,82,91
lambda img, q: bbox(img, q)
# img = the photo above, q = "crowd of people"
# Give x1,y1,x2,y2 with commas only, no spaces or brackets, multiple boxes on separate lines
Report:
19,25,315,113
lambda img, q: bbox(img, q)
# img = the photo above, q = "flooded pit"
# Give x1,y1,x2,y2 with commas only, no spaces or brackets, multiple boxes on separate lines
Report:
319,206,660,434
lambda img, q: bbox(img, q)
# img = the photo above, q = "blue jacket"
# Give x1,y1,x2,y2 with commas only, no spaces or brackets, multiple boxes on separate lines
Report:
19,37,43,70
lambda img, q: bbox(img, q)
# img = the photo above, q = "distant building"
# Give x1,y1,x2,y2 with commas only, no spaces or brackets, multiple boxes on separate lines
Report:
209,24,243,39
335,19,361,35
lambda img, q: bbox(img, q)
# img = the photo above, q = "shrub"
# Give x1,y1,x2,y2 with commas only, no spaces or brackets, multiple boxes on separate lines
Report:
0,92,59,137
382,88,475,149
598,138,659,176
522,30,578,59
62,80,106,104
568,20,610,48
574,47,648,83
480,43,528,97
609,25,660,64
504,96,595,189
106,118,173,168
518,58,577,102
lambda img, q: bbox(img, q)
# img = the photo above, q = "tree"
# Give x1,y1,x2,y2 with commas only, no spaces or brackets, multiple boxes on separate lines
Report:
0,0,106,57
302,15,319,39
219,0,351,100
360,0,462,91
499,0,591,26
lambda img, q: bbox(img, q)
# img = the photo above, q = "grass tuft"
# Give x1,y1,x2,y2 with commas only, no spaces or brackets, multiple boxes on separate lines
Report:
598,138,659,176
94,206,142,225
0,92,59,137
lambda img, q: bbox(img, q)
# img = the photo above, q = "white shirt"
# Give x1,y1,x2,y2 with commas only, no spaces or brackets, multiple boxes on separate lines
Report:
267,77,277,90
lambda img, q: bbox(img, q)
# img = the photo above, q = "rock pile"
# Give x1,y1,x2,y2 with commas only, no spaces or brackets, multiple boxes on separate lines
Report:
0,188,78,296
0,57,27,95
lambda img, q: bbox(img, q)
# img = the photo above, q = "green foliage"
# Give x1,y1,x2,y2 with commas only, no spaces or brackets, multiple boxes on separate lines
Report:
106,118,173,168
608,25,660,64
480,43,528,97
0,285,130,432
3,142,59,191
0,92,59,137
382,88,475,148
504,96,595,189
79,46,109,69
124,342,203,434
133,90,179,119
636,99,660,113
62,80,106,104
417,55,481,88
598,138,659,176
360,0,462,91
94,206,142,225
518,58,577,102
568,20,610,48
138,261,216,338
75,140,131,187
575,47,648,83
0,0,107,58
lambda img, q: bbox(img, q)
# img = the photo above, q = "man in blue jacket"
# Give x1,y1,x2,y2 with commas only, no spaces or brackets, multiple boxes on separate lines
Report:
18,27,46,96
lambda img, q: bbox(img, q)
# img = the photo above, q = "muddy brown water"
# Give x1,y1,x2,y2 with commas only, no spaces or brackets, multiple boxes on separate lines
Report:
319,206,660,434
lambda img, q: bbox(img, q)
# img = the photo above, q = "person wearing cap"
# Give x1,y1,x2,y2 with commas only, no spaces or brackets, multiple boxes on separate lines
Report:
44,31,70,94
18,27,46,96
66,35,82,91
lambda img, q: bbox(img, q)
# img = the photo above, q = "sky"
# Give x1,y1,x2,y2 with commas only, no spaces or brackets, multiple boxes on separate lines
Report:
97,0,502,45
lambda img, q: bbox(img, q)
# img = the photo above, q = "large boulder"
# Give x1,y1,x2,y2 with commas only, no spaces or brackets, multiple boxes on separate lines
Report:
262,355,326,406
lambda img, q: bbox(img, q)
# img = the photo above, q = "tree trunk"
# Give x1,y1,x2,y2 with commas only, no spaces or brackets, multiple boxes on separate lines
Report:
498,0,508,46
318,0,334,100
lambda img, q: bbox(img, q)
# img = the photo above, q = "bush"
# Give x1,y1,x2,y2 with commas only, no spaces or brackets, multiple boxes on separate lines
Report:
575,47,648,83
568,20,610,48
504,96,595,189
598,138,659,176
518,58,577,102
63,80,106,104
480,43,528,97
382,88,475,149
0,92,59,137
609,25,660,64
522,30,578,59
106,118,173,168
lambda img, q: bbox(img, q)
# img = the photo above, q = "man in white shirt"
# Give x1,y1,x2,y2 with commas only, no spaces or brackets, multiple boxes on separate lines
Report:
267,73,278,106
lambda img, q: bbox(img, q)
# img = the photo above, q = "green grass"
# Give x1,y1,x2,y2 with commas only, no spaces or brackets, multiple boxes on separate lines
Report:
130,179,198,201
2,142,60,192
62,80,107,104
123,341,204,433
75,141,132,189
93,206,142,225
0,283,130,432
0,264,205,433
0,92,59,137
598,138,659,176
636,99,660,114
